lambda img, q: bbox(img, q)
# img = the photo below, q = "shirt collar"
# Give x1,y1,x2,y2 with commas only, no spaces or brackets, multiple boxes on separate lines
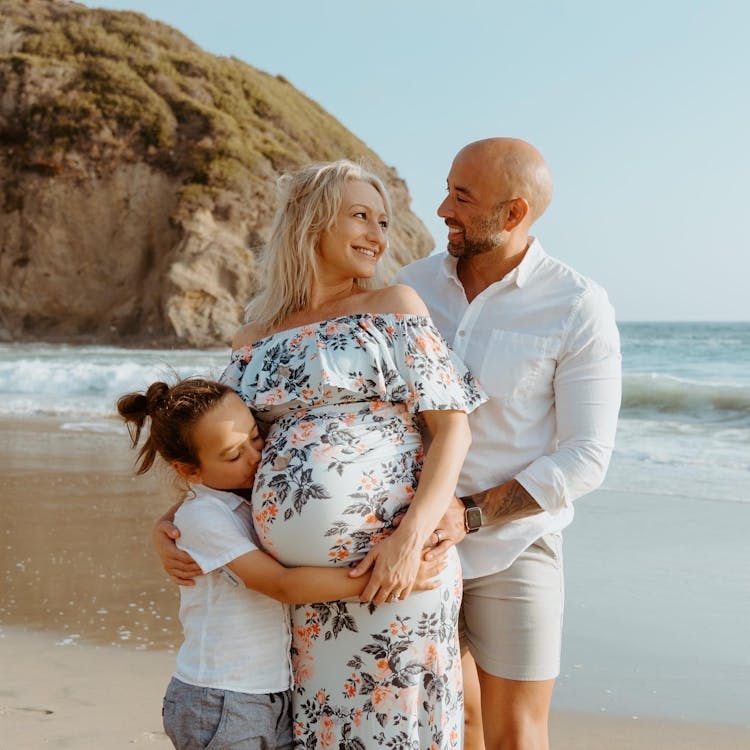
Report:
189,483,246,510
439,237,546,289
515,237,545,288
440,252,462,288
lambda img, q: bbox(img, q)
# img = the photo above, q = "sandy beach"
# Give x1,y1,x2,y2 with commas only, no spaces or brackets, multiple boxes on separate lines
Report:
2,417,748,748
3,626,748,750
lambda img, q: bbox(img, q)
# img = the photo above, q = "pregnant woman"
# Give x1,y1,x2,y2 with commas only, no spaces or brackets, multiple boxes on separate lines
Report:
223,160,486,749
160,160,485,748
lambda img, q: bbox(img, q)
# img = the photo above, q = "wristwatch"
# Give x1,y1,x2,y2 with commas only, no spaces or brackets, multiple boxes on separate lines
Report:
460,496,482,533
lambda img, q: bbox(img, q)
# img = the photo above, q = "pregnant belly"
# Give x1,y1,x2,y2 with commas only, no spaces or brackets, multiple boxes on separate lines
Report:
251,403,422,567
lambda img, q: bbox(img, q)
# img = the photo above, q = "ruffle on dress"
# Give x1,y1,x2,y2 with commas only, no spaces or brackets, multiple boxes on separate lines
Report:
221,313,486,416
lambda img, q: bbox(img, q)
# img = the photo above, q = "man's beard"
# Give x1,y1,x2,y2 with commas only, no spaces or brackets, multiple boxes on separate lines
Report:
446,217,506,259
448,234,500,259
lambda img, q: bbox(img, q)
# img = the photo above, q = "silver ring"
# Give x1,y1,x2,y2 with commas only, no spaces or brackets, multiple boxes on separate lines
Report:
434,530,442,546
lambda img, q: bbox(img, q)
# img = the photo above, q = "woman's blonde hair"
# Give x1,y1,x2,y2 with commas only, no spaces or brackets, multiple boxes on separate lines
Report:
245,159,392,332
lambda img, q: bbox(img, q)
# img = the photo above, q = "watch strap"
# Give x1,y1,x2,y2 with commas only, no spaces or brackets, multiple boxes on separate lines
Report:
459,495,482,533
459,495,478,510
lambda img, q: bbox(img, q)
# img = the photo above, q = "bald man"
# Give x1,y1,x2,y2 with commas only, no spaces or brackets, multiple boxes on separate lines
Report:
396,138,621,750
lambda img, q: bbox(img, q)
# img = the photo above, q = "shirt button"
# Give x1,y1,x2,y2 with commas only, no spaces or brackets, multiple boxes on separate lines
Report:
458,330,466,336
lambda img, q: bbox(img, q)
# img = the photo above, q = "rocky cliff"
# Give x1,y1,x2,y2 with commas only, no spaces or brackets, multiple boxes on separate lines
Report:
0,0,433,346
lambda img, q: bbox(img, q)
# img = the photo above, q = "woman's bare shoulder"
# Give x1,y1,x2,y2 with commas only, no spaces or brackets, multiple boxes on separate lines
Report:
231,322,265,350
364,283,430,316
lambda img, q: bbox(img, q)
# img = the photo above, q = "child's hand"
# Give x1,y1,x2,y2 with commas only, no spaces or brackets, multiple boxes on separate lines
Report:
413,549,448,592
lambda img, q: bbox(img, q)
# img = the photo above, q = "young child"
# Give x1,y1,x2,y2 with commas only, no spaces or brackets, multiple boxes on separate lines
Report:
117,378,443,750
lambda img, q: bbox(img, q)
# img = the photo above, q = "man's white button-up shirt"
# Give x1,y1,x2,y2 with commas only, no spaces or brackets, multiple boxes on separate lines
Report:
396,239,622,578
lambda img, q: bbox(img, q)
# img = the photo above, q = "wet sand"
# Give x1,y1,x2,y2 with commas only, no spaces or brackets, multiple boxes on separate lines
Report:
1,417,748,748
0,417,180,651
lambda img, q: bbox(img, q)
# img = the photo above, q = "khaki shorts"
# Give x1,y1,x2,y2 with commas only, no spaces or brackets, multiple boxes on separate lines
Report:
458,533,564,682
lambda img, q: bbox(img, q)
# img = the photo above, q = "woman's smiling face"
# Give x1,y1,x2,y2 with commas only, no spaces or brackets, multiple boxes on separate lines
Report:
317,179,389,279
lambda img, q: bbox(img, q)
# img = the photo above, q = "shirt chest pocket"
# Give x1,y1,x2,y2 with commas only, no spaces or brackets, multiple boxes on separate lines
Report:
478,329,557,404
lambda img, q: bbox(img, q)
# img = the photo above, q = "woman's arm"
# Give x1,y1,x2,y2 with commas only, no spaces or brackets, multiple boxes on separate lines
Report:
351,409,471,604
227,548,446,604
152,502,203,585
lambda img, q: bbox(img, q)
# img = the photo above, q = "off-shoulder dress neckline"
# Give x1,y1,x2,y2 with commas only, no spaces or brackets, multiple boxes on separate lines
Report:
230,311,433,355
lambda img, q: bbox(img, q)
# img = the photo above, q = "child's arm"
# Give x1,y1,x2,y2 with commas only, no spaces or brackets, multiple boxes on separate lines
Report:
226,549,446,604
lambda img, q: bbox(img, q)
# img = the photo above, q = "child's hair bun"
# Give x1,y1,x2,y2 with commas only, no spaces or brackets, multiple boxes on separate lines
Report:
145,381,170,416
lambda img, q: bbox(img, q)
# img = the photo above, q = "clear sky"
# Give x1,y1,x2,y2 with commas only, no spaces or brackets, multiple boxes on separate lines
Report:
79,0,749,321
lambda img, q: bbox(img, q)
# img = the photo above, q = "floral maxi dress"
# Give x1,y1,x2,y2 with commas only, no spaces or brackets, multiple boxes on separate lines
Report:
221,313,486,750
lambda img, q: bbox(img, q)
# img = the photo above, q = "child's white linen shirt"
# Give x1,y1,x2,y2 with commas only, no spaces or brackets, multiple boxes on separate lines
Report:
173,484,292,692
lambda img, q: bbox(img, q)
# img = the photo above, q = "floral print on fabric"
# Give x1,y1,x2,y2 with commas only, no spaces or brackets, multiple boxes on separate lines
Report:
221,313,485,749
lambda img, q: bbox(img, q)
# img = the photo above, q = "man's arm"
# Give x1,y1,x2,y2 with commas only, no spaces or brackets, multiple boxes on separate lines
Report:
475,288,621,518
513,287,621,513
425,482,541,559
474,479,543,525
427,288,620,555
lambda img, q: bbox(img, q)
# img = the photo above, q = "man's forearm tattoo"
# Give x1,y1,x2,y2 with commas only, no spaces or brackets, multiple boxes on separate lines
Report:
480,482,543,526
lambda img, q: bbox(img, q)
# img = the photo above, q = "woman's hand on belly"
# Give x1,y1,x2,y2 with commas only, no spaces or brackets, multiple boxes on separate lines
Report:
349,527,425,604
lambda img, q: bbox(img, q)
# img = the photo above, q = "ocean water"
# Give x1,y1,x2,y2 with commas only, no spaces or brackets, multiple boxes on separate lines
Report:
610,322,749,503
0,322,748,502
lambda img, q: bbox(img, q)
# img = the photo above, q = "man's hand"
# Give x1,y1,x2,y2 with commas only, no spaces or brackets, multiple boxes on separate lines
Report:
152,517,201,586
424,495,466,561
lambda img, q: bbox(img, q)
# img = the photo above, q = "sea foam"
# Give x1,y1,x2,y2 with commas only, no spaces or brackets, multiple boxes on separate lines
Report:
622,373,750,424
0,344,228,418
2,325,748,504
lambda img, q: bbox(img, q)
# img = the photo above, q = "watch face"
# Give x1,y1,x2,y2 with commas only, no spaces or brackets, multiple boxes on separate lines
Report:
465,506,482,531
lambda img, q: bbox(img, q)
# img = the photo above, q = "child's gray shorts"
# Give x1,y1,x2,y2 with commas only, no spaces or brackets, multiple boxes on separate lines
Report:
162,676,293,750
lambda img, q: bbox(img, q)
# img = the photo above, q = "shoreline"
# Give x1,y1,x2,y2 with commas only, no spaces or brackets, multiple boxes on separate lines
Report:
1,417,748,747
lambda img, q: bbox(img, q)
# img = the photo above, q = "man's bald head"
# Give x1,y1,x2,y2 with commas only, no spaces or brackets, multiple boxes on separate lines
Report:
456,138,553,223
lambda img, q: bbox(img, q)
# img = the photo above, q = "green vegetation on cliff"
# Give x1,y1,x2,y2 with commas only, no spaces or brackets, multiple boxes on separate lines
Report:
0,0,382,211
0,0,431,347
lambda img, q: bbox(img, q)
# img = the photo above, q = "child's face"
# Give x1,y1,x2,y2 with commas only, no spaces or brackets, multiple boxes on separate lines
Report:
187,392,264,490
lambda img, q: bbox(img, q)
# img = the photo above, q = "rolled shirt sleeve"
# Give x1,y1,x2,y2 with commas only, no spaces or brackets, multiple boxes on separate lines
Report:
515,286,622,513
